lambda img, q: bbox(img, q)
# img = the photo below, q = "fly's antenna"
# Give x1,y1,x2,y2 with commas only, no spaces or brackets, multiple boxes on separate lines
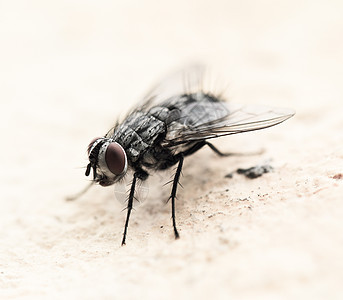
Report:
85,163,91,176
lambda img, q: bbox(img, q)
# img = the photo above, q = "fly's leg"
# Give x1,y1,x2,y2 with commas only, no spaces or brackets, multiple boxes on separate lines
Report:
205,141,263,157
205,142,231,156
121,169,148,246
65,182,94,201
121,173,138,246
121,175,136,245
169,155,184,240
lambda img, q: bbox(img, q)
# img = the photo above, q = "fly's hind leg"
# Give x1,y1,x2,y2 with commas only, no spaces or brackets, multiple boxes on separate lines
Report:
169,155,184,240
205,141,264,157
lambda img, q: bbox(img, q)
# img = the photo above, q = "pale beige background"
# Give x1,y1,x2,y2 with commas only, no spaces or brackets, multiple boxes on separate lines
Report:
1,1,343,299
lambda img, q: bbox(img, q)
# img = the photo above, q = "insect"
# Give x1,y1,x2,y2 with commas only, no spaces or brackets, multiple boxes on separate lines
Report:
83,65,294,245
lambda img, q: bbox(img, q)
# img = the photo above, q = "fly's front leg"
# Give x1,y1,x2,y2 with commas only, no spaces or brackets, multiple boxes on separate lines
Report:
169,155,184,240
121,169,148,246
65,182,94,201
121,173,138,246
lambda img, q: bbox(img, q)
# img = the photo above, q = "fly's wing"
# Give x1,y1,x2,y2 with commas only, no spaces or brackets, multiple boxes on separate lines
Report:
108,65,294,142
163,101,295,146
106,64,207,138
135,64,207,112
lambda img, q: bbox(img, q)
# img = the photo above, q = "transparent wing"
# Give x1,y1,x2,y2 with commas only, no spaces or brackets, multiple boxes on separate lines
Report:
114,176,149,206
105,64,208,138
136,64,207,111
163,103,295,146
108,64,294,144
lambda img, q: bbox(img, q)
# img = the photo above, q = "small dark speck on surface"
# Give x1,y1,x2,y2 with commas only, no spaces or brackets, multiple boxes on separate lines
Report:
226,164,274,179
237,164,274,179
332,173,343,180
225,173,234,179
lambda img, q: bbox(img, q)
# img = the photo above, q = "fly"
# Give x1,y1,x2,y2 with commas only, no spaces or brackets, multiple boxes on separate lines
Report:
80,65,294,245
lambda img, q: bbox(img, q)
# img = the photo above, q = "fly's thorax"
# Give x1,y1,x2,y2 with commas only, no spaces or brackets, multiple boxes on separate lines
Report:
87,137,128,186
112,111,168,162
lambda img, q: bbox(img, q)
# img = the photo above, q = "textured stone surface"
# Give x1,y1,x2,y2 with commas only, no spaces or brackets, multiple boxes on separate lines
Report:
1,1,343,298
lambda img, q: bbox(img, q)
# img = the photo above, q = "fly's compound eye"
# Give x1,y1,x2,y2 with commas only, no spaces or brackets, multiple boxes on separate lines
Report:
105,142,127,175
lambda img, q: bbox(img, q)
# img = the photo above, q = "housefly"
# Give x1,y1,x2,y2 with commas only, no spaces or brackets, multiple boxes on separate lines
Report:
81,65,294,245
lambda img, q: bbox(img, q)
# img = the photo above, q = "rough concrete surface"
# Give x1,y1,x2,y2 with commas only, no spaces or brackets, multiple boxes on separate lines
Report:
1,1,343,299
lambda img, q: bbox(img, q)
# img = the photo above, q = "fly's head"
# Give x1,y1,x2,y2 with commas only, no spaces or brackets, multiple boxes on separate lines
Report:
85,137,128,186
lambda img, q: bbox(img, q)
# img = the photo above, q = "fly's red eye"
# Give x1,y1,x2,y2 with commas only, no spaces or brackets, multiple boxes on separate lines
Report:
88,137,101,154
105,143,126,175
